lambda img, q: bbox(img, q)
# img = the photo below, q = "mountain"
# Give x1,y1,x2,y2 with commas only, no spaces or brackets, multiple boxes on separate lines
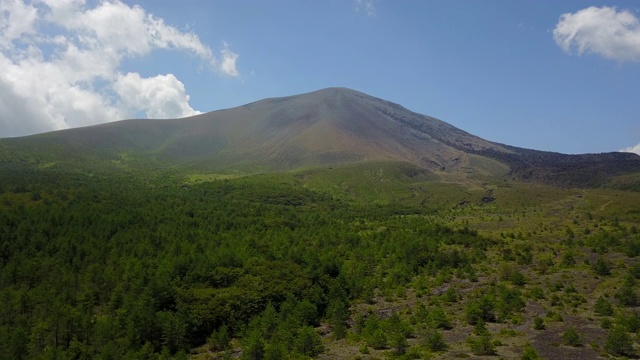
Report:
2,87,639,187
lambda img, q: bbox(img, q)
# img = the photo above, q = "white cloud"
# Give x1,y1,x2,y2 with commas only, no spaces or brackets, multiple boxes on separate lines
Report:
553,6,640,62
220,42,240,77
0,0,38,47
355,0,376,17
620,143,640,155
0,0,239,138
114,72,200,119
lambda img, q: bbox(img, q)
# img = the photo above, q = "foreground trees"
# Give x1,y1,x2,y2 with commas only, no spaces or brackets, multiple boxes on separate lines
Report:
0,171,490,359
4,164,640,358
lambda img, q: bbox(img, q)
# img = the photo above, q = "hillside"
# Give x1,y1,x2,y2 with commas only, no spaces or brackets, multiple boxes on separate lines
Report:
2,87,639,187
3,88,640,359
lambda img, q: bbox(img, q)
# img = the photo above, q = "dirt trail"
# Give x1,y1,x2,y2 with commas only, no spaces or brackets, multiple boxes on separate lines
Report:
600,200,612,211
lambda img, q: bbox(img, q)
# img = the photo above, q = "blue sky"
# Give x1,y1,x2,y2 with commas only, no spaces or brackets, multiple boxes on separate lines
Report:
1,0,639,155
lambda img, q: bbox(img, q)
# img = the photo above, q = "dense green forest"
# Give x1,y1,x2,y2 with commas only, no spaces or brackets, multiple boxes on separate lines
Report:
1,163,640,359
0,165,491,359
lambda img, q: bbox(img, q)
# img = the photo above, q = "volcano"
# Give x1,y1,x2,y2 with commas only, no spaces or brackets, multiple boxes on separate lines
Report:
2,87,639,187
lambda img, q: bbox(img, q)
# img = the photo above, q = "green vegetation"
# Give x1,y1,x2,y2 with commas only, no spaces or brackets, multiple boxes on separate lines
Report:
1,159,640,359
467,321,496,356
561,326,582,347
521,343,541,360
604,325,635,357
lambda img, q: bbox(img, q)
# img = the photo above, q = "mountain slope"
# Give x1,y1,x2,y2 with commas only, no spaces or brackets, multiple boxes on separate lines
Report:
1,87,639,187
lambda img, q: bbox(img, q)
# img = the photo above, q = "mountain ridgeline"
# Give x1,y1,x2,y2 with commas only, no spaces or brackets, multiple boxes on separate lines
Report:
2,87,639,187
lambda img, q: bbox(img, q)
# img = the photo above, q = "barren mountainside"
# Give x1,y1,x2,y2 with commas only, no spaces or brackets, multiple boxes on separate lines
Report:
1,87,639,187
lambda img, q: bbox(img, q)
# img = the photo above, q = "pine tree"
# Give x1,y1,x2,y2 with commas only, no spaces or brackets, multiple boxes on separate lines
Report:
604,326,635,357
294,326,324,357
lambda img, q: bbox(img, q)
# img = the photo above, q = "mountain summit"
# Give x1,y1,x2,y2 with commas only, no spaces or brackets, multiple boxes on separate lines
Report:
2,87,640,187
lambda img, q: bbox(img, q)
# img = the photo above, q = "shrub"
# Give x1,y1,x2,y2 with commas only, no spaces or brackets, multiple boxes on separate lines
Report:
545,310,563,322
615,283,638,307
528,286,545,300
532,316,545,330
592,256,611,276
594,296,614,316
604,326,635,357
465,295,495,325
388,334,406,356
442,286,458,303
469,333,496,356
369,328,387,350
521,343,540,360
429,306,452,330
561,251,575,266
264,343,287,360
617,311,640,333
510,271,527,286
561,326,582,347
423,326,447,352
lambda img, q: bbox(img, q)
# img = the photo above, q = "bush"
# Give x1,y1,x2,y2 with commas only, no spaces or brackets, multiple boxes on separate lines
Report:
604,326,635,357
545,310,563,322
532,316,545,330
528,286,545,300
368,329,387,350
617,311,640,333
264,343,287,360
495,284,525,321
391,332,408,355
510,271,527,286
592,256,611,276
465,295,495,325
442,286,458,303
521,343,540,360
423,326,447,352
615,283,638,306
561,251,576,266
593,296,613,316
429,306,452,330
561,326,582,347
469,333,496,356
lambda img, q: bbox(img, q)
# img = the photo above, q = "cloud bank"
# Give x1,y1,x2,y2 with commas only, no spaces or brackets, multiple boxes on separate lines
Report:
553,6,640,62
620,143,640,155
0,0,239,138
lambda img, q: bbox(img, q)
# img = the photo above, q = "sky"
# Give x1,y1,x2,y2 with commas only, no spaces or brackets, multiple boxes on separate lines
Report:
1,0,639,155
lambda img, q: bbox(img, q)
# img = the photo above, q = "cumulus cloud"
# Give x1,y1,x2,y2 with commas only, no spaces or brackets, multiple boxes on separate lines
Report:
553,6,640,62
114,73,201,119
0,0,38,47
355,0,376,17
0,0,239,138
620,143,640,155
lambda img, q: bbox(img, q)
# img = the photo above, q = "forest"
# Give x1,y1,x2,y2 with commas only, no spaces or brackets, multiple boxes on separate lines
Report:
1,162,640,359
